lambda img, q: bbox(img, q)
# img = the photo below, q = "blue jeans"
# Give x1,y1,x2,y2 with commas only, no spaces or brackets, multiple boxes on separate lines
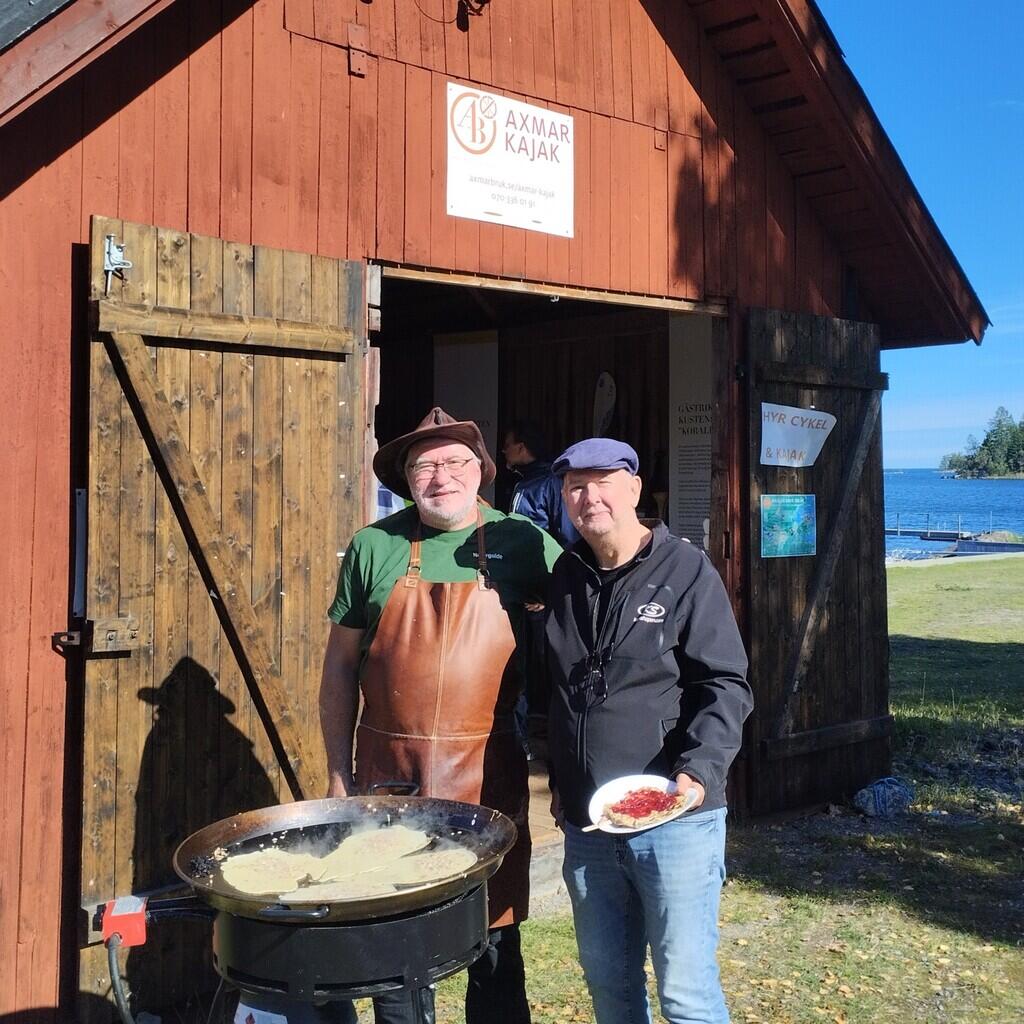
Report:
562,807,729,1024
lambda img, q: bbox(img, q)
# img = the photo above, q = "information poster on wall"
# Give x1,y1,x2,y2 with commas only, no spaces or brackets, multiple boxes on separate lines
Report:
447,83,574,237
433,331,498,504
760,402,836,467
761,494,817,558
668,316,713,548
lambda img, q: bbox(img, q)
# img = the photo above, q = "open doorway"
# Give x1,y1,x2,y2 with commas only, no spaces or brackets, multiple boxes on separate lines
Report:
372,273,717,548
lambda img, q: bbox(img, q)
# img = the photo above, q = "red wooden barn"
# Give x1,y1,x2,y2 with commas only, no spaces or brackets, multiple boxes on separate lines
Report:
0,0,988,1019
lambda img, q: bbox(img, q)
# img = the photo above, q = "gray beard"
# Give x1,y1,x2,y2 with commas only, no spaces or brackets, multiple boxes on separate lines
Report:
416,494,478,531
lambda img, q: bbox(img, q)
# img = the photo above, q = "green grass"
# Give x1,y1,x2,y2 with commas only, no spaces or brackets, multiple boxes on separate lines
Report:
886,558,1024,814
886,557,1024,645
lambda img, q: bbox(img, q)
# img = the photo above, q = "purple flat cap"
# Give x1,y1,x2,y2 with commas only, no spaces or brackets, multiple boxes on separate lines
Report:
552,438,639,477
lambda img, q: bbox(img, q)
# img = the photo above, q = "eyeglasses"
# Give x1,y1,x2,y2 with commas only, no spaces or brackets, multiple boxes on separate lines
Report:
408,456,481,480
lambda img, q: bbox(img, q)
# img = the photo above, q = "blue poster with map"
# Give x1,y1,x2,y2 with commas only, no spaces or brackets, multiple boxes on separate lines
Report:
761,494,816,558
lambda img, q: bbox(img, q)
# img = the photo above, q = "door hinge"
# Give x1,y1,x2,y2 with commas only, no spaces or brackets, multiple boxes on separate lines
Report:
51,615,145,657
91,615,144,653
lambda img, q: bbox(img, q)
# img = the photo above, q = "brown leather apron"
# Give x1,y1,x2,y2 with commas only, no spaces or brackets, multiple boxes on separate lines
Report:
355,513,530,928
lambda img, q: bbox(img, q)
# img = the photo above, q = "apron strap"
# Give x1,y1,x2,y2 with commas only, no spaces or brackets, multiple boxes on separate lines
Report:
404,511,491,589
404,530,423,588
475,508,490,590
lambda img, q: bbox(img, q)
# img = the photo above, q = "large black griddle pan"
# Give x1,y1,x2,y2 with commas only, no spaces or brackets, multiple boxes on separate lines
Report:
173,796,517,922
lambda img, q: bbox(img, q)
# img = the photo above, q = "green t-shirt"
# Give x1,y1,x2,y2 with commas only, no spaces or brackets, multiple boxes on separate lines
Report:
328,505,562,656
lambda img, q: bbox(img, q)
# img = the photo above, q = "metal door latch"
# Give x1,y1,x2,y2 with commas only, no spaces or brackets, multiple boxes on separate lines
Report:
52,630,82,654
103,234,132,295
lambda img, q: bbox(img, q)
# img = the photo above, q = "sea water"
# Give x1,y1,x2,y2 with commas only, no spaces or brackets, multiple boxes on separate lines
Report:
883,468,1024,559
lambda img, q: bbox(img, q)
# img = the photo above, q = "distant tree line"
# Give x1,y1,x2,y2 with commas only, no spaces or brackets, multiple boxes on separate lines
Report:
940,407,1024,476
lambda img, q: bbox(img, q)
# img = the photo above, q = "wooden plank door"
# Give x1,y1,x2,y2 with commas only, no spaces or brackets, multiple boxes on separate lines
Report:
745,308,891,815
78,216,371,1019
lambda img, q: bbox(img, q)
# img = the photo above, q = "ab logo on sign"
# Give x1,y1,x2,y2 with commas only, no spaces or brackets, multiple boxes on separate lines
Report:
449,90,498,155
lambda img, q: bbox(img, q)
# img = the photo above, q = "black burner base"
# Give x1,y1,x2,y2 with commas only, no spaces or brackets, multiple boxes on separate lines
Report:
235,988,433,1024
213,884,489,1002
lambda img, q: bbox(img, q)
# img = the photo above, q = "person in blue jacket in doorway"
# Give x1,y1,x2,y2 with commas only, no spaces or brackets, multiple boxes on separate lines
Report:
502,420,579,549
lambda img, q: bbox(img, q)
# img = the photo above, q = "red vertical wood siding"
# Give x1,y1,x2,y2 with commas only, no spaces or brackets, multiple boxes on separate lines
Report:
429,72,456,272
347,55,378,258
0,81,82,1019
0,1,851,1015
375,57,406,264
252,0,291,249
188,0,223,236
288,32,323,253
154,3,191,228
317,42,350,257
403,64,432,266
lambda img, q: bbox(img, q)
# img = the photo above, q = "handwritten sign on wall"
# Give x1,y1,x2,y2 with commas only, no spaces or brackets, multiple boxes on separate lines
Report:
760,403,836,468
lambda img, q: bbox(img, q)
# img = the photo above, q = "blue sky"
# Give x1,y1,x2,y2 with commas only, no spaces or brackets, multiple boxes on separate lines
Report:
817,0,1023,468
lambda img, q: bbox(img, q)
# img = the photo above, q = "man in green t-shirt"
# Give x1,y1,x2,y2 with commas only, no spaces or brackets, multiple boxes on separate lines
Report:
321,407,561,1024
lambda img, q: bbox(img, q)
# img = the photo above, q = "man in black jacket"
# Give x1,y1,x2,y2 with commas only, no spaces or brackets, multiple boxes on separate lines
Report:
545,437,752,1024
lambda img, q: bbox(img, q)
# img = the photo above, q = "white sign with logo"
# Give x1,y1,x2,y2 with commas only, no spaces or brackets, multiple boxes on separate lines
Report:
446,83,574,237
760,403,836,467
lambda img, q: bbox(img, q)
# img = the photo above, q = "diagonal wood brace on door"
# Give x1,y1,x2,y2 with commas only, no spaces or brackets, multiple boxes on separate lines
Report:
770,389,883,741
99,327,320,800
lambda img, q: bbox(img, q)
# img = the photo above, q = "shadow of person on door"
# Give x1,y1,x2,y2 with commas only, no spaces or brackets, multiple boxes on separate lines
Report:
124,656,277,1018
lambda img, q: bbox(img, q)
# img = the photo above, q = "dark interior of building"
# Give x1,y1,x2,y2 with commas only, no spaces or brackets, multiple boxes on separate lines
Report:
374,276,675,513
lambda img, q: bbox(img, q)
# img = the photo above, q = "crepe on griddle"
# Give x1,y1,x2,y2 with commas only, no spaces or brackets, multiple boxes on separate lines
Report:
281,844,478,902
220,823,468,900
279,875,397,902
220,846,322,895
387,845,477,884
312,823,431,882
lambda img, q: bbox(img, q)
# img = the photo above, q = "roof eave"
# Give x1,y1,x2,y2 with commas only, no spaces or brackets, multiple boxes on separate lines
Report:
0,0,179,131
752,0,990,347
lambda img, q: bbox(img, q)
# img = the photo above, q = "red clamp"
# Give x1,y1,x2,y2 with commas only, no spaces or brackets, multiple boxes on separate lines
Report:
101,895,149,947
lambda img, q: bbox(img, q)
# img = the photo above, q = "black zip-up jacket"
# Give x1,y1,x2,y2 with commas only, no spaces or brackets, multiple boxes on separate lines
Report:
545,523,752,827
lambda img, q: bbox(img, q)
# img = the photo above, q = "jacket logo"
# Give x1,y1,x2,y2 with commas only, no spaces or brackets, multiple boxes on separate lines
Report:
637,602,666,623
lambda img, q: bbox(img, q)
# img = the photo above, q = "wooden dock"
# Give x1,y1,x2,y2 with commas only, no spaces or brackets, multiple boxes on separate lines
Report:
884,528,974,542
886,512,977,542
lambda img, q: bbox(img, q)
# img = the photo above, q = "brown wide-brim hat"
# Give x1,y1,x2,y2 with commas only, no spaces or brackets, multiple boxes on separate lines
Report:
373,406,497,500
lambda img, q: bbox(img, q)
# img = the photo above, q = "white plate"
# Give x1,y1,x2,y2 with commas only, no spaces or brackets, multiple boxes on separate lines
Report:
587,774,700,834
